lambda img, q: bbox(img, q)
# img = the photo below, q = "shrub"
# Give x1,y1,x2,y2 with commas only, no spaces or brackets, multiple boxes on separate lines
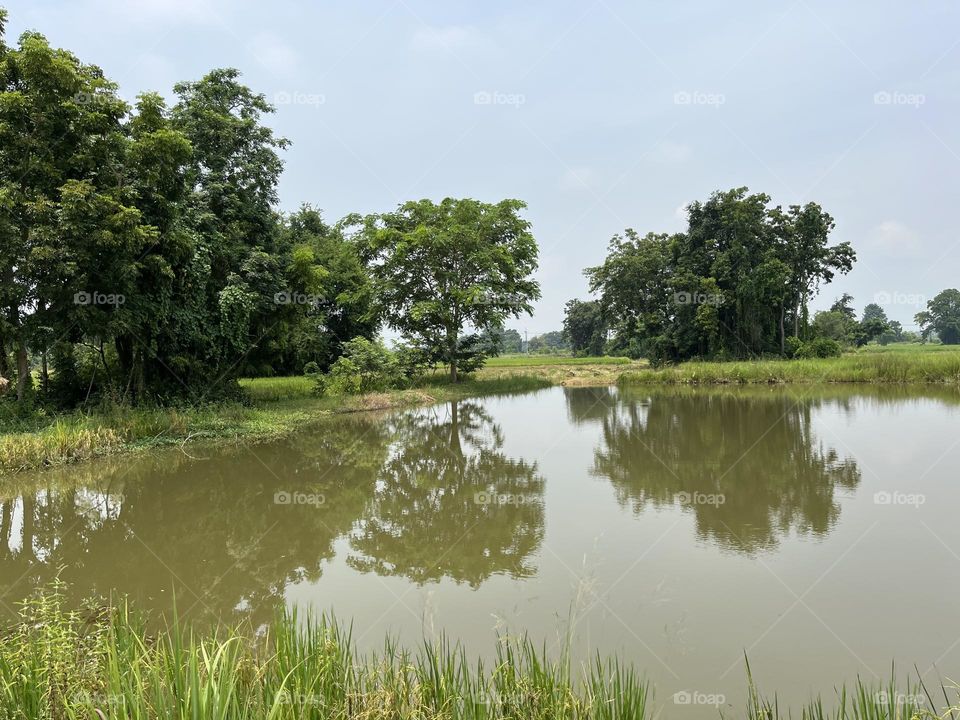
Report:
321,337,405,395
393,344,432,380
796,337,843,359
784,336,803,359
302,361,321,377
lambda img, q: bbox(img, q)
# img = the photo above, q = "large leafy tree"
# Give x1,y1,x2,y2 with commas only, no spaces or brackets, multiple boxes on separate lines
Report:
586,188,855,363
0,12,151,400
771,202,853,342
915,289,960,345
563,299,607,356
242,206,379,375
365,198,540,381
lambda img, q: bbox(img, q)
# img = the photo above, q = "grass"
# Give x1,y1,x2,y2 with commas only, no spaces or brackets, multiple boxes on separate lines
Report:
1,583,649,720
484,355,632,367
1,584,956,720
620,346,960,386
0,374,553,474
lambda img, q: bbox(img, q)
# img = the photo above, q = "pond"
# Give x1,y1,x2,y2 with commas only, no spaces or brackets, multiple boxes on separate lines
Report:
2,385,959,716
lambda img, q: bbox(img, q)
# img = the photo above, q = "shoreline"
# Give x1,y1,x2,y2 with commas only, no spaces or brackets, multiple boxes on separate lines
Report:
3,352,959,474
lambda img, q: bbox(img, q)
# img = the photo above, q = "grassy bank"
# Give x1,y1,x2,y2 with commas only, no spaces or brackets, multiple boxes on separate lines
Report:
1,586,954,720
484,355,632,367
474,358,642,387
620,347,960,385
0,374,550,474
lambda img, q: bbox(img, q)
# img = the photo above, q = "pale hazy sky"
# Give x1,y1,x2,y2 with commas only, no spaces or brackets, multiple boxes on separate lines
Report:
9,0,959,333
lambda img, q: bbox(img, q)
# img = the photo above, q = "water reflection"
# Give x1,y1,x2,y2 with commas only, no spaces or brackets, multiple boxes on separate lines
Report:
566,386,862,552
348,401,544,587
0,400,543,622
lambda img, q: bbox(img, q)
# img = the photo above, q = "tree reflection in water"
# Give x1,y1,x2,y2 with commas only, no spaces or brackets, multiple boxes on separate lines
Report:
566,386,861,552
348,401,544,587
0,400,544,623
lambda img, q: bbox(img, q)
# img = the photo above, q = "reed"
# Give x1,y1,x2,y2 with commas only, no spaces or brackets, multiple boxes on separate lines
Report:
0,585,956,720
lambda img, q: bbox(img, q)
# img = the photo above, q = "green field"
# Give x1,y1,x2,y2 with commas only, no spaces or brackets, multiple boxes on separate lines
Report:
484,354,632,367
620,344,960,385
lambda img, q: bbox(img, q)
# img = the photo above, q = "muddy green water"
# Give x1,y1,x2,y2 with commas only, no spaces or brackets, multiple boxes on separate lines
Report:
2,385,959,716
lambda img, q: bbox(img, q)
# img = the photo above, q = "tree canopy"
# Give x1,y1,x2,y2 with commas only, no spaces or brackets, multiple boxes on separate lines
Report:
585,188,855,363
916,289,960,344
363,198,540,380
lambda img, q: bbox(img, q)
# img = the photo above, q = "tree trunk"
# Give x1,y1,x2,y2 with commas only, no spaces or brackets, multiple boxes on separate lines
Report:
779,302,786,355
16,340,29,402
447,326,458,383
0,330,9,379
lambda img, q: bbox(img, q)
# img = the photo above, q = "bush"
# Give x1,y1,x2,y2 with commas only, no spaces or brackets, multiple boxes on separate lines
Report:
302,361,321,377
319,338,405,395
393,344,432,380
784,336,803,359
796,337,843,359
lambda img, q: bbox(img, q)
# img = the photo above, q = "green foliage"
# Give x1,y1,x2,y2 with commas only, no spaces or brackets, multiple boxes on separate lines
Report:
812,309,855,344
916,288,960,344
322,338,406,395
1,583,956,720
563,299,607,356
0,10,381,409
527,331,570,354
500,328,524,354
784,336,804,359
795,337,843,358
363,197,540,381
586,188,854,363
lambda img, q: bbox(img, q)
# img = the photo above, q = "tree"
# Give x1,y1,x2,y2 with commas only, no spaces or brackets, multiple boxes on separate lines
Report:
241,206,378,375
811,310,853,343
915,289,960,344
364,198,540,381
0,13,144,400
500,329,523,354
829,293,857,321
563,299,607,356
878,320,903,345
861,303,887,325
771,203,854,342
586,189,854,363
